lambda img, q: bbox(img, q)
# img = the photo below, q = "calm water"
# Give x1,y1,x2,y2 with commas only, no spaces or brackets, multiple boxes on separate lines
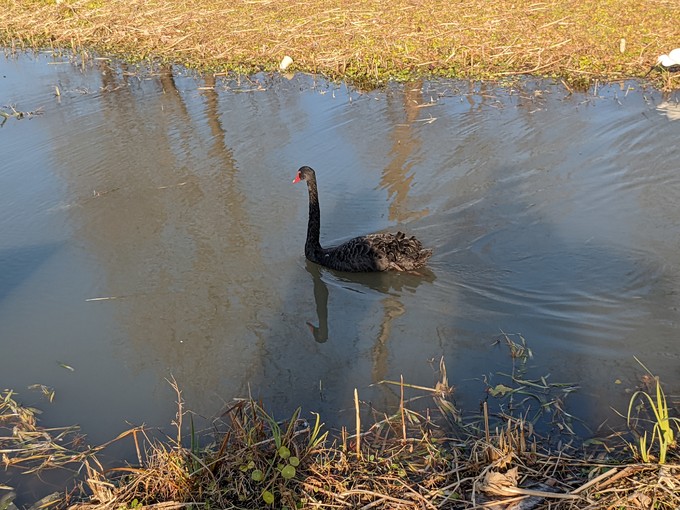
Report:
1,52,679,500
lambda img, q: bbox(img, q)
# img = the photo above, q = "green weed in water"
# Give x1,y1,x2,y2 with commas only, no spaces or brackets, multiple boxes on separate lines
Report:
626,358,680,464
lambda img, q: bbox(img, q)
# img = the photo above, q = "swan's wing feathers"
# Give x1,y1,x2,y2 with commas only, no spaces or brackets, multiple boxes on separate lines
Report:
322,232,432,272
324,236,384,271
361,232,433,270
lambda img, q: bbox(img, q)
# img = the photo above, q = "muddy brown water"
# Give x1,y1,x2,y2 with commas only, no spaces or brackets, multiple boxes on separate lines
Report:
1,52,679,502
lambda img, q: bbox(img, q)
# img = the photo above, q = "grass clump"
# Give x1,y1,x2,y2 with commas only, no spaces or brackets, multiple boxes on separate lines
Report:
626,358,680,465
195,401,328,509
0,389,86,474
0,0,678,89
2,350,680,510
67,366,680,509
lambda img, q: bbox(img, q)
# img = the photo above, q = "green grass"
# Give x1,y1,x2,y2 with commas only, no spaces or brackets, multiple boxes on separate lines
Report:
627,358,680,464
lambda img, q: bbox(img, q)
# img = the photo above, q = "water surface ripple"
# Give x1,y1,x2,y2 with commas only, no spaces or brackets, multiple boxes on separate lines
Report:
1,55,679,495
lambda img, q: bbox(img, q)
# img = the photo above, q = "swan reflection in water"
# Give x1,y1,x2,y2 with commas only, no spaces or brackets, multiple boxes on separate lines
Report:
303,260,435,387
305,261,330,343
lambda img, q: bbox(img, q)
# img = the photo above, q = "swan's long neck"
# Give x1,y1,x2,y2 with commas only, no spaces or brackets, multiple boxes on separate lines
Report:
305,176,323,259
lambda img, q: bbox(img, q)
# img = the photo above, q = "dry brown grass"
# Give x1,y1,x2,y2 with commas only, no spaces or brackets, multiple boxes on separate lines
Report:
62,390,680,510
1,0,679,87
3,359,680,510
0,389,86,473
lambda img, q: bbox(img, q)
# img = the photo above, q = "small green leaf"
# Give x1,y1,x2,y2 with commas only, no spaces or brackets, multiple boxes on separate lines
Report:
583,438,604,447
288,456,300,467
251,469,264,481
488,384,513,397
262,490,275,505
278,445,291,459
240,460,255,472
281,464,296,479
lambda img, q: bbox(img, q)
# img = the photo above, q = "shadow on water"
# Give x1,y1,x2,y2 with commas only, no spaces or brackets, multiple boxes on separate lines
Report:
0,243,63,303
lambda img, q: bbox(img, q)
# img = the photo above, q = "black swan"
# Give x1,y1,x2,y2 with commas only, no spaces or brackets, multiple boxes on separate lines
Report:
293,166,432,272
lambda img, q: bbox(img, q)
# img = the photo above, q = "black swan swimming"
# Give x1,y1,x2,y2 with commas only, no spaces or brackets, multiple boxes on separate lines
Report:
293,166,432,272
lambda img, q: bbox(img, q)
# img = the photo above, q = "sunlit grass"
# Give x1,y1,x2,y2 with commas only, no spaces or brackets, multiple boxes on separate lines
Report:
0,0,678,88
626,358,680,464
3,344,680,509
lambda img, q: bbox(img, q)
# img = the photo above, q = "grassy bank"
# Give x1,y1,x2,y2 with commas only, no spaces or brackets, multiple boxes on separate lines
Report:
2,348,679,510
1,0,679,88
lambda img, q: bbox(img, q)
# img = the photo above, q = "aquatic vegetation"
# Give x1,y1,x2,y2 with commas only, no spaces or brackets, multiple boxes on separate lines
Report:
0,105,43,126
2,347,679,509
0,389,85,473
626,358,680,464
480,333,582,437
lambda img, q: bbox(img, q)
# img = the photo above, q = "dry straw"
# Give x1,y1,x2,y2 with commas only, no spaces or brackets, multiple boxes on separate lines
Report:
2,352,679,509
0,0,678,88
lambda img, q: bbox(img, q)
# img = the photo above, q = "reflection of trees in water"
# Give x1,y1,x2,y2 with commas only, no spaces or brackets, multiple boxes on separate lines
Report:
52,66,276,409
48,67,444,428
371,296,405,385
381,80,429,224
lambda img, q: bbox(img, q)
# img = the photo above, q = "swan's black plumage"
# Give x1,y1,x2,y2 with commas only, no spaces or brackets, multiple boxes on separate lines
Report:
293,166,432,272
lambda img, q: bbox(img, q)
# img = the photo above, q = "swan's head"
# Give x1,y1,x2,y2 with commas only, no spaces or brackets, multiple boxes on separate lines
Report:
293,166,316,184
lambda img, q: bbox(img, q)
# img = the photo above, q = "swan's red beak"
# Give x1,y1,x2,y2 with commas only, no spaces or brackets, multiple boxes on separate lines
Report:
292,173,302,184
